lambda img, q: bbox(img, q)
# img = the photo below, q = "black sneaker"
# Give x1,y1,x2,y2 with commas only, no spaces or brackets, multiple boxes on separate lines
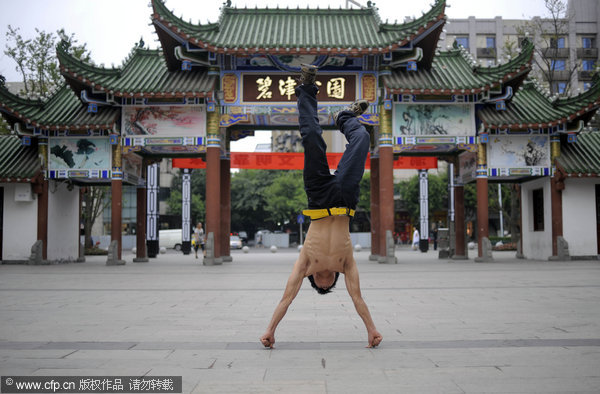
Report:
333,99,370,125
299,63,318,85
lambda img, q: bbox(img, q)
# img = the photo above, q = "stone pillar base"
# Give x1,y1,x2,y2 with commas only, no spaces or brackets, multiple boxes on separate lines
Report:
133,257,149,263
106,241,126,266
203,257,223,266
451,255,469,260
368,254,379,261
221,256,233,263
549,236,571,261
378,255,397,264
474,237,494,262
28,240,46,265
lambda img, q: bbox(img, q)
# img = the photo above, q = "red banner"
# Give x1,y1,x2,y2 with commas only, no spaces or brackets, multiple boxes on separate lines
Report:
173,153,437,170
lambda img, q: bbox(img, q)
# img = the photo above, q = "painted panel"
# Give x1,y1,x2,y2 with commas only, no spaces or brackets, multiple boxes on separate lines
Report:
122,106,206,137
393,104,474,137
49,138,111,172
122,153,143,185
457,152,477,184
488,135,550,168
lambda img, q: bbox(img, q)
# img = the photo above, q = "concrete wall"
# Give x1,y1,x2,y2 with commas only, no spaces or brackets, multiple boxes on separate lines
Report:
562,178,599,257
1,183,38,261
47,182,79,261
521,178,553,260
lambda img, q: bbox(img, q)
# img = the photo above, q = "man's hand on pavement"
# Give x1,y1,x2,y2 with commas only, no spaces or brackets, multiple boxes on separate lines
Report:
260,332,275,348
367,330,383,348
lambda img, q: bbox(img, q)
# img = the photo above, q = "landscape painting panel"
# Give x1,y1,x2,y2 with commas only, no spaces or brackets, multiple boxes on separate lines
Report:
394,104,473,137
49,138,111,171
488,135,550,168
122,106,206,136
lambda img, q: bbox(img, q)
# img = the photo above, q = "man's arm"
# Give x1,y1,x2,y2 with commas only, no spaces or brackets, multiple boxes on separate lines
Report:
344,259,383,348
260,256,307,348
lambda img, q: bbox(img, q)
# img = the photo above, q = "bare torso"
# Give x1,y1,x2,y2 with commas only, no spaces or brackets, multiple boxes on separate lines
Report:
301,215,353,276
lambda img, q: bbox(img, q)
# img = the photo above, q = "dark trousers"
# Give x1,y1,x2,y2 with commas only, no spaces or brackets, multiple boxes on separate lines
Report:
295,84,370,210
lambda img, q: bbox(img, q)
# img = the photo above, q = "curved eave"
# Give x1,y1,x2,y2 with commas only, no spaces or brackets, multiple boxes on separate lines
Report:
480,88,600,130
384,63,531,96
0,86,119,132
0,136,41,180
59,61,215,99
556,132,600,176
56,42,122,78
151,1,446,56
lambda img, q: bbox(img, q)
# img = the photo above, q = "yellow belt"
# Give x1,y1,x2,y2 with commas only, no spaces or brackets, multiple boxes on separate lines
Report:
302,207,355,220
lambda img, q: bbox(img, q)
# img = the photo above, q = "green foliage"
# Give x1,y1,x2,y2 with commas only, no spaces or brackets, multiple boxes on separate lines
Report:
0,117,10,135
230,169,275,233
167,189,206,225
395,171,449,224
357,172,371,212
264,171,306,225
166,168,206,224
3,26,91,95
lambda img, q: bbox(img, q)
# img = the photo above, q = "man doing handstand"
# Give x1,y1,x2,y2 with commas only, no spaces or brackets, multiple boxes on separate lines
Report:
260,65,383,349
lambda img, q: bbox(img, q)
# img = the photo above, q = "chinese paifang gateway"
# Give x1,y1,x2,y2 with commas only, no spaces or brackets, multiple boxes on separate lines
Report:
0,0,600,263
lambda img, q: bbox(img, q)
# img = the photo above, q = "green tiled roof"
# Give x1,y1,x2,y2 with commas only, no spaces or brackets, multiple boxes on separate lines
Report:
383,38,533,94
152,0,446,54
57,43,217,98
0,84,119,131
0,135,40,180
478,74,600,129
558,132,600,175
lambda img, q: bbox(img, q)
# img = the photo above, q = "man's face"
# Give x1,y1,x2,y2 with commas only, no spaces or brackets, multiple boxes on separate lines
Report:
314,271,336,290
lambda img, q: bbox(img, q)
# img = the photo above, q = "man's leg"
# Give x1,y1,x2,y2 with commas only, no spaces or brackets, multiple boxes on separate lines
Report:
334,111,370,209
296,83,338,209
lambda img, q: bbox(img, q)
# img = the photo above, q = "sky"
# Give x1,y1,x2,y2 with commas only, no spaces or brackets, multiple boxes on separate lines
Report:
0,0,550,151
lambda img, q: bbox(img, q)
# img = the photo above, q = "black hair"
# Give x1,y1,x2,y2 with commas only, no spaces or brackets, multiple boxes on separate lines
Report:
307,272,340,295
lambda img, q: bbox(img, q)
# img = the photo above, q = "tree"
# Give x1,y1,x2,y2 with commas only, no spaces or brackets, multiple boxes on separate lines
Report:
82,186,110,249
166,168,206,225
4,26,91,95
515,0,577,95
395,171,449,225
264,171,306,227
230,169,276,235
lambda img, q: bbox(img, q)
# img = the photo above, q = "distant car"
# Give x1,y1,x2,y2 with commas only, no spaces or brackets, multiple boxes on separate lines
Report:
230,235,243,249
159,229,182,251
238,231,248,244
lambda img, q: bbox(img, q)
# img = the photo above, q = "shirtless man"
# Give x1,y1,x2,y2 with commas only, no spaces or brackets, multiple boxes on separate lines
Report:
260,65,383,349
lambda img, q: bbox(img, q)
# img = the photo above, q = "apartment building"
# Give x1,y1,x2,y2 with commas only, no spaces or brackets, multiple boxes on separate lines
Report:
440,0,599,97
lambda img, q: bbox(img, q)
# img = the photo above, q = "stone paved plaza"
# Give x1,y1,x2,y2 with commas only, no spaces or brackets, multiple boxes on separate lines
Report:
1,247,599,393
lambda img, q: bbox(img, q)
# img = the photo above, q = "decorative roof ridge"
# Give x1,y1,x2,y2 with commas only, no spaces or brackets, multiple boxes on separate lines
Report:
379,0,446,32
0,80,68,108
222,5,377,15
474,37,534,75
152,0,219,33
56,40,121,77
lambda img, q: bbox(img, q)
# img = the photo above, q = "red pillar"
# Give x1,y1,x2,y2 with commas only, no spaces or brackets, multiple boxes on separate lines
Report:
370,156,380,258
220,158,231,260
379,146,394,256
134,184,148,262
454,185,466,259
111,179,123,260
476,177,489,258
206,147,221,259
550,177,564,257
37,179,48,260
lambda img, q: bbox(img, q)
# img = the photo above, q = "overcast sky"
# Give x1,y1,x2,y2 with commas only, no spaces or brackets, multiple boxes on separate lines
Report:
0,0,551,82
